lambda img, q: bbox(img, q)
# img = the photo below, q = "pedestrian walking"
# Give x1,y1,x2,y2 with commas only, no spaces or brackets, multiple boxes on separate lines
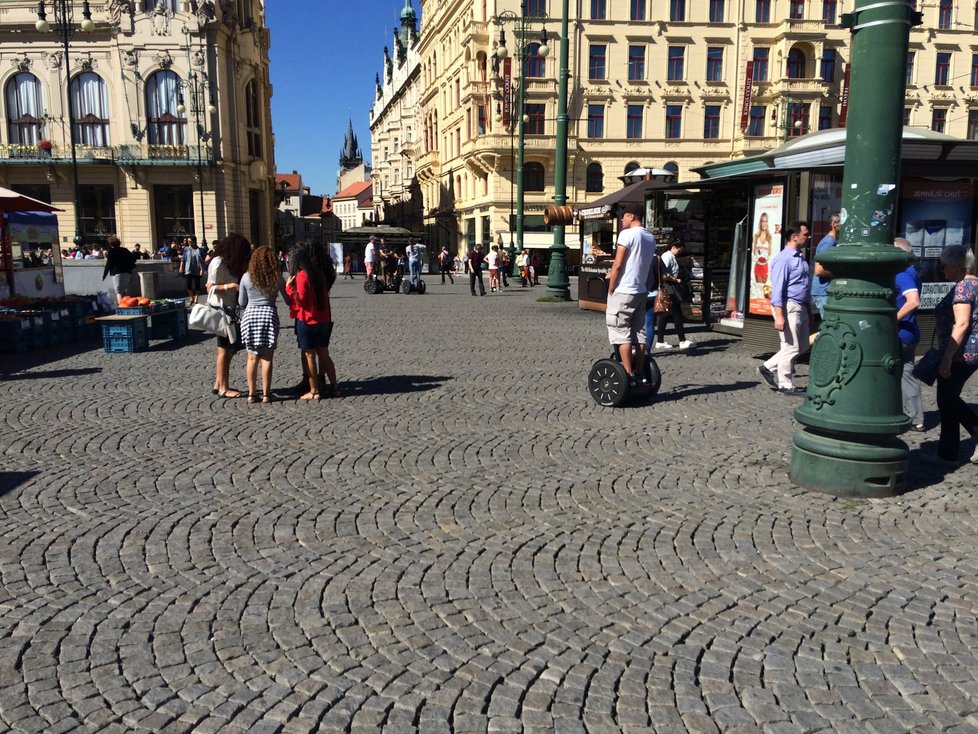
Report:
487,245,501,292
653,239,694,350
500,249,511,288
438,245,454,284
468,244,486,296
286,242,339,401
605,204,657,384
239,246,288,403
343,252,354,279
811,212,841,319
530,253,542,285
757,221,812,396
893,238,924,432
181,238,205,305
516,249,530,286
205,233,251,398
102,235,137,307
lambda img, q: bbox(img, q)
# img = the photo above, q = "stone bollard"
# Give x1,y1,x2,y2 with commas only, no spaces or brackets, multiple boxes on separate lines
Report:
138,270,157,300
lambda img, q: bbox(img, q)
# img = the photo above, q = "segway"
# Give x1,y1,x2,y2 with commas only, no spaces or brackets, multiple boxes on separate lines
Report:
588,343,661,407
400,269,427,294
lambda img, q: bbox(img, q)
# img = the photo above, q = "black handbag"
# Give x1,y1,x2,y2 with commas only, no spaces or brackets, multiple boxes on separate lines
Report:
912,347,942,386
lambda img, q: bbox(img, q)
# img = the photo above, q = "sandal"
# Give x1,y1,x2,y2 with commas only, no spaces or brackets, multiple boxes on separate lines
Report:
218,389,241,399
247,393,258,404
299,392,320,401
262,392,274,404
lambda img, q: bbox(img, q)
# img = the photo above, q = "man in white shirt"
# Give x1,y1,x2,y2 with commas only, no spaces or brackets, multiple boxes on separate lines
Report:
486,245,500,292
407,239,426,285
606,204,657,383
364,236,377,279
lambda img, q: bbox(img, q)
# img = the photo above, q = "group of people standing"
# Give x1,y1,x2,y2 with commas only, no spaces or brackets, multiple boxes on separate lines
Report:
207,234,338,403
758,213,978,468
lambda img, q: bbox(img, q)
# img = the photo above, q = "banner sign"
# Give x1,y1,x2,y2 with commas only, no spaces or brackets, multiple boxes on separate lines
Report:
839,64,851,127
740,61,754,131
503,58,512,128
748,184,784,317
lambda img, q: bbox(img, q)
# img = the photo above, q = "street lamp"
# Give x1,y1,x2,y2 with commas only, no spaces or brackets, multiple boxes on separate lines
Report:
182,25,216,251
36,0,95,249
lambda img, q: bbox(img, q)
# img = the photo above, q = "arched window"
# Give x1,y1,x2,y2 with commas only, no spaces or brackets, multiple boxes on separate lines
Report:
525,43,546,78
585,162,603,192
524,162,545,191
145,70,186,145
69,72,110,146
624,161,640,175
787,48,806,78
664,161,679,176
245,79,262,157
142,0,177,9
5,73,43,145
526,0,547,16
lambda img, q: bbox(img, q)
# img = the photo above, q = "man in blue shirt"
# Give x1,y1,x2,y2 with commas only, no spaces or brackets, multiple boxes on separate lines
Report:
810,212,840,318
894,237,924,431
758,221,812,395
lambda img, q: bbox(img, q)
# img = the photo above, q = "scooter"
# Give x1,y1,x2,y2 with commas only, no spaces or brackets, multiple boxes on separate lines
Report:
588,343,661,407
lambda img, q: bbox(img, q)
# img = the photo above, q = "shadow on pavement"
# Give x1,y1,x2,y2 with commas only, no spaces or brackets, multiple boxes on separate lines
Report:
3,367,102,381
340,374,453,396
652,380,758,404
152,332,213,351
0,471,40,498
0,339,101,374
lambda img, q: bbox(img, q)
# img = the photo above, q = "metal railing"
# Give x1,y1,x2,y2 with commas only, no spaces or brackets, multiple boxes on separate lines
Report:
0,143,215,164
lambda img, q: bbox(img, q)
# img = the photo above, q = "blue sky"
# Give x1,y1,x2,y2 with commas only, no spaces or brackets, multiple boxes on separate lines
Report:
267,1,417,197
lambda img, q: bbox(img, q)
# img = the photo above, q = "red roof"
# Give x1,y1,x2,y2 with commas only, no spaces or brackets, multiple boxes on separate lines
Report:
334,181,372,200
275,172,302,191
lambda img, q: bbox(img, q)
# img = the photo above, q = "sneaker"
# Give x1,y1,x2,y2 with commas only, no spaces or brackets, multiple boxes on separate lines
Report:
777,386,806,397
969,444,978,465
654,342,673,350
678,340,694,350
757,365,779,390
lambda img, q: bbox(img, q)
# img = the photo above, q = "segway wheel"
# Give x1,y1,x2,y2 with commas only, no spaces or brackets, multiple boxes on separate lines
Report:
588,359,630,407
417,279,426,295
400,280,413,295
643,357,662,397
364,279,379,295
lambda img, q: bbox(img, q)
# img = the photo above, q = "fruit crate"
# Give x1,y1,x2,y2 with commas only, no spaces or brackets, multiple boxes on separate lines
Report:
0,318,34,353
150,310,188,340
116,306,152,316
101,317,149,353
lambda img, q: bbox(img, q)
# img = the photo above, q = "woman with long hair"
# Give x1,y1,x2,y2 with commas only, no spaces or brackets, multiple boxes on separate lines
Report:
239,246,287,403
753,212,773,284
205,233,251,398
286,242,339,401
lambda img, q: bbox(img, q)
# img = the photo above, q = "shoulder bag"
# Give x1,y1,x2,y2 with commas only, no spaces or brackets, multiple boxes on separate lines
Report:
653,257,673,314
189,287,238,342
912,329,941,387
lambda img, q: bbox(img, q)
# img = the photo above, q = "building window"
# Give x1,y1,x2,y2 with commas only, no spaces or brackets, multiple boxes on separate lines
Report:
154,185,194,243
932,108,947,133
753,48,769,81
526,43,546,77
664,161,679,176
245,78,262,157
939,0,952,29
69,72,110,147
586,162,604,192
589,44,607,80
968,109,978,139
624,161,640,175
789,0,804,18
477,105,486,135
975,1,978,29
526,0,546,14
756,0,771,22
590,0,606,19
818,105,832,130
823,0,837,23
667,47,685,81
788,103,809,136
142,0,177,9
904,107,912,126
935,52,951,85
709,0,725,22
524,161,545,191
587,104,604,138
706,47,723,81
630,0,645,21
787,48,805,78
748,105,766,136
820,49,836,82
907,52,915,85
525,103,545,134
971,54,978,86
628,46,646,80
79,184,116,241
704,105,720,138
5,73,43,146
670,0,685,21
146,70,186,146
626,104,643,138
665,105,682,138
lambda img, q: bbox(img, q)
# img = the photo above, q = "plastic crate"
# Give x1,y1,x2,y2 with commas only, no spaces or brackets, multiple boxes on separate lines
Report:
0,319,33,352
116,307,152,315
101,318,148,353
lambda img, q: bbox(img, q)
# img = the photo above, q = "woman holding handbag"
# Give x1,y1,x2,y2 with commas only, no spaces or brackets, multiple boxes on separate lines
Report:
205,233,251,398
927,244,978,466
653,239,693,350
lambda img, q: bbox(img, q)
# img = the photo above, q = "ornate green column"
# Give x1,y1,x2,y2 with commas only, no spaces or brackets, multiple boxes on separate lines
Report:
791,0,922,497
545,0,571,300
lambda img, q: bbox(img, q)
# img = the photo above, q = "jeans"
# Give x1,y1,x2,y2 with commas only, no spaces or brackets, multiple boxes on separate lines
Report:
440,262,454,284
811,294,828,319
763,301,810,390
644,296,656,350
655,294,686,344
408,259,421,284
900,342,924,426
470,270,485,295
936,361,978,460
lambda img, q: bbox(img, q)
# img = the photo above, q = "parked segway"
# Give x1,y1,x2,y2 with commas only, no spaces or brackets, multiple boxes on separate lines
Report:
588,343,661,407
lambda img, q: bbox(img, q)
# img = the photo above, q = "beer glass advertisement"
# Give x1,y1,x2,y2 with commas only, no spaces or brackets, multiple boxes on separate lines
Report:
748,184,784,316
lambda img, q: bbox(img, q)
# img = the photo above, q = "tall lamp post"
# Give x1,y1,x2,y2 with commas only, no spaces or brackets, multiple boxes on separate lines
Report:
546,0,571,300
36,0,95,249
493,4,549,275
179,26,217,251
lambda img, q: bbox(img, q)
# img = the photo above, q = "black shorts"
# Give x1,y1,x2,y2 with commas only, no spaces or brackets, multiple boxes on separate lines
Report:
296,320,333,351
186,274,202,291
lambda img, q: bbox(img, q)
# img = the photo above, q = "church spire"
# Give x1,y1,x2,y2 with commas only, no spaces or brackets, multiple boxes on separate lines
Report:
339,118,362,171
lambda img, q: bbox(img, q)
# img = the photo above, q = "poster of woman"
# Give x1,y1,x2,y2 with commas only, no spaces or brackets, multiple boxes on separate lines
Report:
748,184,784,316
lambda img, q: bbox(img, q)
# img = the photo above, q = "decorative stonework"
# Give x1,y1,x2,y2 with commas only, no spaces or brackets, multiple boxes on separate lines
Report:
46,52,63,70
108,0,135,27
12,56,32,73
155,51,174,69
150,0,174,36
123,49,138,67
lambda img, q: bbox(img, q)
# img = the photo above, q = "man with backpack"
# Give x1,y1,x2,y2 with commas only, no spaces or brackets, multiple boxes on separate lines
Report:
438,245,454,284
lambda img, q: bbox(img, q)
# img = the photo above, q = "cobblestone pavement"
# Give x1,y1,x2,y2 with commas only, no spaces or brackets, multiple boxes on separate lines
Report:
2,276,978,734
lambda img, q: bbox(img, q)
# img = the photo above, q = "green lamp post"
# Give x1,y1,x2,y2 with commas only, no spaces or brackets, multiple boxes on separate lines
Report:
791,0,922,497
545,0,571,301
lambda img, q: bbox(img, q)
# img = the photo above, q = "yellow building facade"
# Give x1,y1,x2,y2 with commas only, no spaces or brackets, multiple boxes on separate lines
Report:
0,0,276,251
416,0,978,256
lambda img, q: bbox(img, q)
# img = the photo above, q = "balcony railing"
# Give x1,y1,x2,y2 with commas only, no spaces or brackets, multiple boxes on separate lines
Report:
0,143,215,165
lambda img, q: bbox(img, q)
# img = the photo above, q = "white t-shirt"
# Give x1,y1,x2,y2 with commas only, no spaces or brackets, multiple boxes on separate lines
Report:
408,243,426,261
613,226,657,295
661,249,680,278
487,250,499,269
364,241,377,264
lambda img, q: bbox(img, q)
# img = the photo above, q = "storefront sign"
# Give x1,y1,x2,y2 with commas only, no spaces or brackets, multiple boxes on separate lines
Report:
578,205,613,221
740,61,754,132
748,183,784,316
502,59,512,128
839,64,851,127
921,281,954,310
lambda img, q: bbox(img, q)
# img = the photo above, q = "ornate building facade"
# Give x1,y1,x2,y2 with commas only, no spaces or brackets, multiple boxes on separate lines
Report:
415,0,978,257
0,0,276,250
369,0,423,233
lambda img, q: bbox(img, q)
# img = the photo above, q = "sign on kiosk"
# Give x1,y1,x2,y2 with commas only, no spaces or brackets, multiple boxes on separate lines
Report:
748,184,784,316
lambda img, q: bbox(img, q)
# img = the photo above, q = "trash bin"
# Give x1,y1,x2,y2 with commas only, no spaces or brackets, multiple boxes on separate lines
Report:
138,270,157,300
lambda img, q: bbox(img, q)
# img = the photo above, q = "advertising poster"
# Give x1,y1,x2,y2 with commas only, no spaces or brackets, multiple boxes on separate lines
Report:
748,184,784,316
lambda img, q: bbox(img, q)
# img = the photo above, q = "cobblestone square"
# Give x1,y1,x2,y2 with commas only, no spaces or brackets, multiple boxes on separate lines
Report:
2,277,977,733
